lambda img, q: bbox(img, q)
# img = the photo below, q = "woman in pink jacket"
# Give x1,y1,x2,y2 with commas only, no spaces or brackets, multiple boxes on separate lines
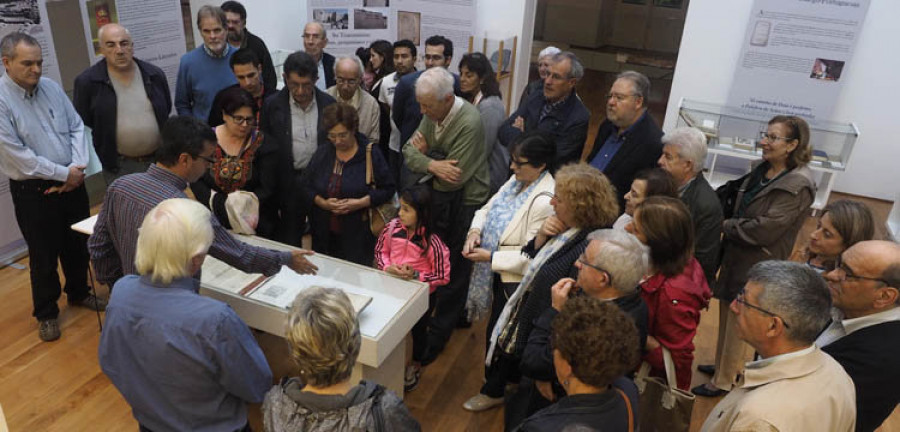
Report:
375,185,450,391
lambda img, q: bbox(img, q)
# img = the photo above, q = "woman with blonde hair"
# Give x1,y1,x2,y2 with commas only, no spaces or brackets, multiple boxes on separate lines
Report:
465,163,619,412
263,286,420,431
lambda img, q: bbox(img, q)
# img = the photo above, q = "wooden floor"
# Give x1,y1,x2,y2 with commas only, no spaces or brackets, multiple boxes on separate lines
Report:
1,193,898,431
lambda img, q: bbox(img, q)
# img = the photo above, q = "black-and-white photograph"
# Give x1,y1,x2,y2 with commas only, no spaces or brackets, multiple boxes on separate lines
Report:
312,8,348,30
0,0,41,25
354,8,387,30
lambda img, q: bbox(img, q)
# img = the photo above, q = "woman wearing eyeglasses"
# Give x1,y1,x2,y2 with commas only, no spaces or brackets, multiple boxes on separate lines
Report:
458,52,508,195
627,196,711,391
301,103,396,265
461,131,556,405
191,87,286,240
692,115,816,397
798,199,875,273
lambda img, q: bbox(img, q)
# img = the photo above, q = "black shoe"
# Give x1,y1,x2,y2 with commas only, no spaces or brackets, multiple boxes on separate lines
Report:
456,315,472,329
39,319,61,342
419,345,442,366
68,293,107,312
698,364,716,375
691,384,728,397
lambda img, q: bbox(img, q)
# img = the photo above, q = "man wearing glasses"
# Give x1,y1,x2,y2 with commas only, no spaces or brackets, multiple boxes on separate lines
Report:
585,70,663,209
817,240,900,432
701,260,855,432
89,116,318,294
325,57,380,146
74,23,171,185
498,51,590,169
510,229,649,423
302,22,335,90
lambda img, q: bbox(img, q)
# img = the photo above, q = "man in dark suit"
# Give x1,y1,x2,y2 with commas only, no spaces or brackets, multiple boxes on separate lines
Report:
303,22,335,90
586,70,663,209
818,240,900,432
657,127,722,286
498,51,589,169
260,51,335,245
221,1,277,93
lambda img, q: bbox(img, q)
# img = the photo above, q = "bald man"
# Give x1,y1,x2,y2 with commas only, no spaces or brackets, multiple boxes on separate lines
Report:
817,240,900,432
74,24,171,184
325,56,380,146
302,22,335,90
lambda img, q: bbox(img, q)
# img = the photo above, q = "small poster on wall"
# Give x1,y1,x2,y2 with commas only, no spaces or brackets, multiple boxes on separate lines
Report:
726,0,870,123
307,0,474,72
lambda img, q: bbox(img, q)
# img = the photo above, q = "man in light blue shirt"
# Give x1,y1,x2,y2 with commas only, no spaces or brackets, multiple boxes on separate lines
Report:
99,198,272,432
0,32,106,342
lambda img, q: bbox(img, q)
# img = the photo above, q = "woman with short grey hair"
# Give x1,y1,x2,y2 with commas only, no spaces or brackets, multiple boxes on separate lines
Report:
262,286,421,431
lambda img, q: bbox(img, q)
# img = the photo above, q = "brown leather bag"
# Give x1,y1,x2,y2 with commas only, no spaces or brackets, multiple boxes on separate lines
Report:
365,143,399,236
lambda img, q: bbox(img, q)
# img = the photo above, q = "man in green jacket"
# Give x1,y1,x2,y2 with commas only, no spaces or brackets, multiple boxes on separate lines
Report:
403,67,488,364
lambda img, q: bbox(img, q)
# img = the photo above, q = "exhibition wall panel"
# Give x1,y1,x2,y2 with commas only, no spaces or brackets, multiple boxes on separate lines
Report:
665,0,900,201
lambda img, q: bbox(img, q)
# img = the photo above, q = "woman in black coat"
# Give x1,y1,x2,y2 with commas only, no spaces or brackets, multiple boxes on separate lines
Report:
301,103,395,265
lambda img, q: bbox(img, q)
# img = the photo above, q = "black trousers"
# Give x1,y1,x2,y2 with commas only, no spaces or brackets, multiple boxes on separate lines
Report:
411,291,436,362
9,179,90,321
423,189,480,361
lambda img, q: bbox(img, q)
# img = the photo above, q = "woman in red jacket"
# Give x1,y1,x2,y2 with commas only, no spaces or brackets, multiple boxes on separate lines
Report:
627,196,711,390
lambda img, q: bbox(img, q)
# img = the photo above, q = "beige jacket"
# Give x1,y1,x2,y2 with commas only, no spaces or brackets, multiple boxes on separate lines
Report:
468,172,555,283
325,86,381,146
701,347,856,432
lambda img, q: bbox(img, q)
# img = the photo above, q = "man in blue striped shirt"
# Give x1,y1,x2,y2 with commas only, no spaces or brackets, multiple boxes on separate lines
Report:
0,32,106,342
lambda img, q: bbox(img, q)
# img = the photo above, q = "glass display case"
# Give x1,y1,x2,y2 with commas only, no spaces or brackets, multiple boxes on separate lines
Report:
676,98,859,210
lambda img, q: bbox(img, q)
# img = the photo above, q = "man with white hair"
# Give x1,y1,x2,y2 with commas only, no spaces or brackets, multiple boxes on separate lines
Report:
518,46,561,107
504,229,650,420
701,261,856,432
818,240,900,432
326,56,380,146
302,22,335,90
99,198,272,432
657,126,722,286
403,66,488,363
74,23,171,184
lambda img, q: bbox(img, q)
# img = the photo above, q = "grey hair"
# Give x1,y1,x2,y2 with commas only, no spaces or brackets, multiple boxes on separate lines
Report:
748,261,832,344
196,5,226,29
587,229,648,295
616,70,651,102
307,21,327,39
662,127,708,174
415,66,454,99
538,46,561,61
1,32,40,59
552,51,584,82
334,56,364,79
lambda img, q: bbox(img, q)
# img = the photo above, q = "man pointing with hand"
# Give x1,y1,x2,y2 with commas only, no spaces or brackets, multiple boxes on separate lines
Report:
403,66,488,362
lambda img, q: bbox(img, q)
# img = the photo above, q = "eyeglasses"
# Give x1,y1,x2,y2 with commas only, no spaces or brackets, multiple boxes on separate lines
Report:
833,255,889,285
336,77,359,86
302,33,323,40
577,255,614,283
511,158,533,168
735,289,791,329
195,154,216,164
227,114,256,126
759,132,794,142
327,131,351,141
607,93,637,103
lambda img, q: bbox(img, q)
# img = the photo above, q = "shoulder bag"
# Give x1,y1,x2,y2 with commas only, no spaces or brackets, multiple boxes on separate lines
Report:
634,346,695,432
366,143,400,236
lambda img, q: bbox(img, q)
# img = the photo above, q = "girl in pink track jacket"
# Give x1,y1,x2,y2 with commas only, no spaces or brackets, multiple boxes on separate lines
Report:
374,185,450,391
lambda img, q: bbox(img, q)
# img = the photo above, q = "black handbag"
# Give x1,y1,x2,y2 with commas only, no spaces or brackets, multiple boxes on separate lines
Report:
715,173,749,220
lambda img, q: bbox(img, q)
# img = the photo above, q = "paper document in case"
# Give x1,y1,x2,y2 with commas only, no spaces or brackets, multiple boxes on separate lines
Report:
200,256,268,295
247,267,373,314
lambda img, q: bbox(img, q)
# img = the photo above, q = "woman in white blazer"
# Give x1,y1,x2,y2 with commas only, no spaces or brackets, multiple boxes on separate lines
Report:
463,131,557,345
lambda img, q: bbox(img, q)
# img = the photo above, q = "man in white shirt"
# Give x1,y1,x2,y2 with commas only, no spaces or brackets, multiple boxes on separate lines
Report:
378,39,416,181
817,240,900,432
701,260,855,432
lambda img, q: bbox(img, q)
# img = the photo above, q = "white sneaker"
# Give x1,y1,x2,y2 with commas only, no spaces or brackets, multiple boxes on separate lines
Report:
462,393,504,412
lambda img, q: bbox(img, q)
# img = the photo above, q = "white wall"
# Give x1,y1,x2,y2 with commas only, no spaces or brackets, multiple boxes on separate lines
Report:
188,0,535,108
665,0,900,201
